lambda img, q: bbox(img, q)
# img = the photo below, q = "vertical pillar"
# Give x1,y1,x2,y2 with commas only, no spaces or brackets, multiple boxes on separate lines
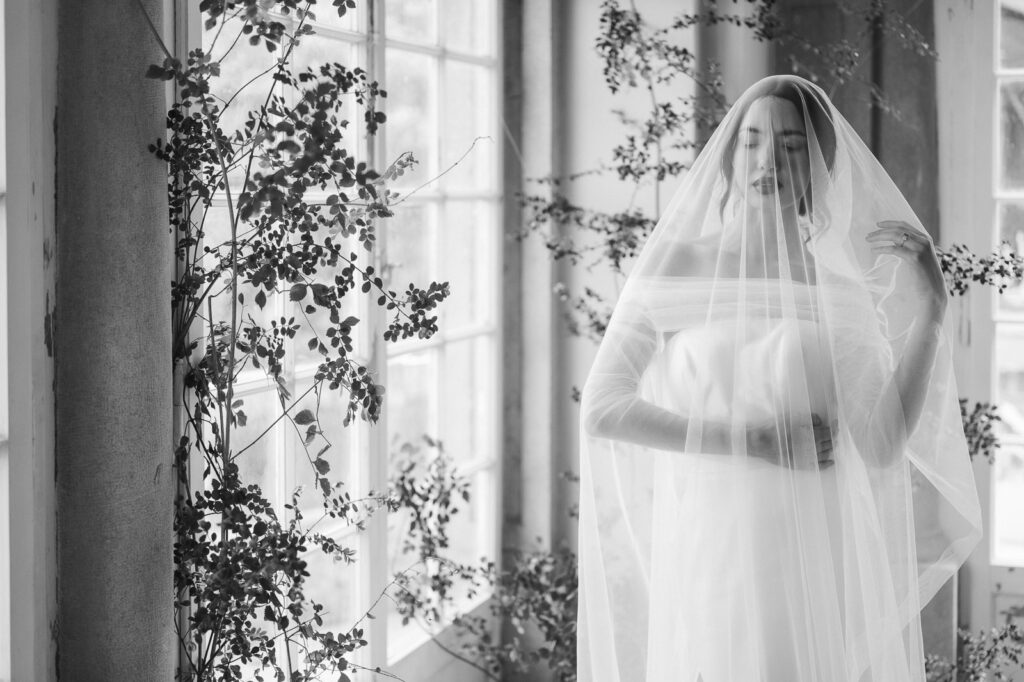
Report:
502,0,561,555
55,0,173,678
873,0,940,238
698,0,774,103
6,0,58,679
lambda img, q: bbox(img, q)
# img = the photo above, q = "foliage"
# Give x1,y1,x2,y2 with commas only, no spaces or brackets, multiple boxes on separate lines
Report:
455,549,578,681
389,436,480,630
926,625,1024,682
389,445,578,682
140,0,449,678
939,243,1024,297
961,400,1002,464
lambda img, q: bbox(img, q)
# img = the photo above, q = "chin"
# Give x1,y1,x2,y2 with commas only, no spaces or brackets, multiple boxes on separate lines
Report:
741,194,799,212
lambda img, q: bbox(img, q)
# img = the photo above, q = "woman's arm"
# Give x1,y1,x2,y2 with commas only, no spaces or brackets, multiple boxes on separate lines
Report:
580,318,694,452
866,221,948,438
581,319,833,464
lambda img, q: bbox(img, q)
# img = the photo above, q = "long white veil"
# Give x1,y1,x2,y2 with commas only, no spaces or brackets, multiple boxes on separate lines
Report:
577,75,981,681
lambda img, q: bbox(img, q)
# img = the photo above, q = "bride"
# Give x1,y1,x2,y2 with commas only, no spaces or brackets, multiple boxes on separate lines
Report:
577,75,982,681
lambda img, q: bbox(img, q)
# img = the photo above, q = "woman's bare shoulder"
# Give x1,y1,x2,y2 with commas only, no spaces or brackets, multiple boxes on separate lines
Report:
657,240,729,278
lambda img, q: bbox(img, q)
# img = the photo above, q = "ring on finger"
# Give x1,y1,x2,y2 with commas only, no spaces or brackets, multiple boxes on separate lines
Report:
897,233,909,247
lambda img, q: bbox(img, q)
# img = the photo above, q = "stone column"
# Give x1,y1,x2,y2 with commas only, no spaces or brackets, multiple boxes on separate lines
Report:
55,0,174,678
697,1,774,104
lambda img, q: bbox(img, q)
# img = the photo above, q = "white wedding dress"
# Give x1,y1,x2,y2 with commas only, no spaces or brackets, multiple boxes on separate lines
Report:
646,315,849,681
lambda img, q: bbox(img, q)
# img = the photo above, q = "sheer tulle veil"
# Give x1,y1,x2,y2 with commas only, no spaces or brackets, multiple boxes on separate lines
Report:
577,75,981,681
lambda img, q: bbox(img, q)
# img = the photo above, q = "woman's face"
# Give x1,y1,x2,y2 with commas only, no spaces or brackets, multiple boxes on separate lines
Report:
731,96,811,212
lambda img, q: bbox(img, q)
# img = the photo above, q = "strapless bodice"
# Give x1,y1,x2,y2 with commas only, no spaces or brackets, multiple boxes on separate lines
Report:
644,317,835,424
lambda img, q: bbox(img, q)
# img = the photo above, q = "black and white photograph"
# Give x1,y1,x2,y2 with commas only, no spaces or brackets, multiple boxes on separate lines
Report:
0,1,1021,680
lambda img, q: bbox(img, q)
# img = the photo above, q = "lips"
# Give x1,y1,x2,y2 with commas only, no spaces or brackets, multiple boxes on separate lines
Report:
752,176,781,195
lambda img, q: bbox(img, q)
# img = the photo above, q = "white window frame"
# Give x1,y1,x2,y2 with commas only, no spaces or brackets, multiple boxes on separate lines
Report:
937,0,1024,632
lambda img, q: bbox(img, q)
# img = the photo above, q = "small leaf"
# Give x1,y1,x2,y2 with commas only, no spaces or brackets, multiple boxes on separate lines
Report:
294,409,315,425
314,458,331,475
289,283,308,301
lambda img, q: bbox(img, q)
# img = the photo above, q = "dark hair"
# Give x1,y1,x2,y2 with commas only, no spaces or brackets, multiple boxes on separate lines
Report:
719,77,837,218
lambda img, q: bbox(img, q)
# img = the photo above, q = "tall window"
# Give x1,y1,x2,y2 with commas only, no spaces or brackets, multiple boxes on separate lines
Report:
992,0,1024,569
203,0,500,669
378,0,501,661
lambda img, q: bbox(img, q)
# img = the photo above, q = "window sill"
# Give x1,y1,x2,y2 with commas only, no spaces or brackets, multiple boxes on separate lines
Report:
386,596,497,682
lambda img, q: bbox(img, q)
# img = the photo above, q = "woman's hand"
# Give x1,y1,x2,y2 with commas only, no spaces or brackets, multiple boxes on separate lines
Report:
866,221,948,318
745,413,835,470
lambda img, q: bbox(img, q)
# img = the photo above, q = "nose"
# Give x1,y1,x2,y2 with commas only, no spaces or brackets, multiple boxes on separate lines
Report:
757,143,775,172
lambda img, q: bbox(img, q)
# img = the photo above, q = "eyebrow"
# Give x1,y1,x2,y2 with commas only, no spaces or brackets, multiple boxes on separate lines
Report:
741,126,807,138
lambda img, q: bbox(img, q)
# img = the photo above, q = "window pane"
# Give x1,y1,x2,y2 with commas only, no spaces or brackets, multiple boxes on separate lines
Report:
386,0,438,45
1002,2,1024,69
442,201,493,330
291,384,355,513
203,207,282,384
386,203,435,293
205,18,285,192
385,507,427,658
993,443,1024,567
443,0,493,56
999,80,1024,190
384,49,438,189
446,472,494,569
441,336,493,465
232,389,283,506
293,33,359,78
291,254,365,373
384,470,491,658
442,61,496,192
387,349,438,446
303,532,359,633
997,202,1024,318
996,324,1024,439
307,3,359,33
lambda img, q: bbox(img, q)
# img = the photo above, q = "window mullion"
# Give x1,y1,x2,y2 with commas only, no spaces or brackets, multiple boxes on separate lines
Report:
359,0,392,672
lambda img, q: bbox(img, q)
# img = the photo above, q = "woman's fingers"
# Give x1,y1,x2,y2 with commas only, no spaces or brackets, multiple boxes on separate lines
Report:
812,417,834,466
876,219,914,230
866,229,927,251
870,245,912,258
875,220,929,238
